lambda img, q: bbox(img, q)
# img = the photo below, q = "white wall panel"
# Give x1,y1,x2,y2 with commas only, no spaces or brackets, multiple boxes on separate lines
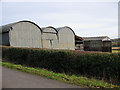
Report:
9,22,41,48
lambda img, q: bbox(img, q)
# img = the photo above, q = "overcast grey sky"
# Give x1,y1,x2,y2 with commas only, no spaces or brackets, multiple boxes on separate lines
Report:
1,0,119,39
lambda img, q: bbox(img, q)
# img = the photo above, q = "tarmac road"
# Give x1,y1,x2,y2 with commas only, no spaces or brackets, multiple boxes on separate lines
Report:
2,67,83,88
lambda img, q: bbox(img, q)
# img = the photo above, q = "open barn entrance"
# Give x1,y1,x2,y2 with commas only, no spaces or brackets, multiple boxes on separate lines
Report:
75,35,84,51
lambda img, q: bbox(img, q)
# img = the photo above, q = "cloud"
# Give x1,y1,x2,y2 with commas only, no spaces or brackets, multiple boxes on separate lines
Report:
66,23,105,29
74,25,118,38
1,1,118,39
95,18,118,23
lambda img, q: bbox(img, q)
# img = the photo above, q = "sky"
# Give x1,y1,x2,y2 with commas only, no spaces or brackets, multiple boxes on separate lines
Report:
0,0,119,39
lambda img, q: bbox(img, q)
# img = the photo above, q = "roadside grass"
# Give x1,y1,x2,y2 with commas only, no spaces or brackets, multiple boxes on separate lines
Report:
1,61,120,88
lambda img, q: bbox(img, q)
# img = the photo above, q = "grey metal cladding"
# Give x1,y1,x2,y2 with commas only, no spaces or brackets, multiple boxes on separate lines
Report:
41,26,58,49
1,20,42,48
42,26,58,33
0,20,42,33
1,20,76,50
2,33,10,45
56,26,75,35
0,23,15,33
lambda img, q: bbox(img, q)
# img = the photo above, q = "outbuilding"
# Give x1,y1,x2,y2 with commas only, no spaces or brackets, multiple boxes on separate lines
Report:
41,26,58,49
0,21,76,50
83,36,112,52
0,20,42,48
75,35,84,50
56,26,75,50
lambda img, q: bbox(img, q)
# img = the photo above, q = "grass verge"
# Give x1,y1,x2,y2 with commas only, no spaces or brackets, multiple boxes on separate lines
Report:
1,61,120,88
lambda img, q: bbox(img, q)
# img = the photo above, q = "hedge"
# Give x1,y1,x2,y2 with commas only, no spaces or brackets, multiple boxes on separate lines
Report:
2,46,120,85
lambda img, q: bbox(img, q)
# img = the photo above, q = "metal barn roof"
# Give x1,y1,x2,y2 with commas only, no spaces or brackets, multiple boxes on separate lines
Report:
56,26,75,35
0,23,16,33
41,26,58,33
0,20,42,33
82,36,111,41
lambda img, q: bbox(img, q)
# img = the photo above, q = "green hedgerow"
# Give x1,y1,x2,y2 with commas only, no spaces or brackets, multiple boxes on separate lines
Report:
2,46,120,85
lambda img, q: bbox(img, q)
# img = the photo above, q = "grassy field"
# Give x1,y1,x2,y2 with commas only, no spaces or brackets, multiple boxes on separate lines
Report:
112,50,120,53
112,47,120,53
1,61,120,88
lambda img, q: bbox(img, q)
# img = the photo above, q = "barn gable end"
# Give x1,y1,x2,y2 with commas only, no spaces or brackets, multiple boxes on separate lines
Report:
41,26,58,49
56,26,75,50
0,20,42,48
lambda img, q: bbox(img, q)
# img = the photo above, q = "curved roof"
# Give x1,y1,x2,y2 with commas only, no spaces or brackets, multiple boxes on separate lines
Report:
56,26,75,35
0,20,42,33
0,23,15,33
41,26,58,33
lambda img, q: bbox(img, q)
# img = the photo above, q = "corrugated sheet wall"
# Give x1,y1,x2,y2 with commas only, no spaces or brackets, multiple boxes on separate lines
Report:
42,28,58,49
9,22,42,48
58,28,75,50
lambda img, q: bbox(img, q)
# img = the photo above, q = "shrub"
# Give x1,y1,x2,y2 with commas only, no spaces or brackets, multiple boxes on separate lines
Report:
2,46,120,85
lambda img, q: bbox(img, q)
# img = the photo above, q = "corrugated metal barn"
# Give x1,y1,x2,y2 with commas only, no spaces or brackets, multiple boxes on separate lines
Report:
0,20,112,52
0,21,76,50
41,26,58,49
56,26,75,50
83,36,112,52
0,21,42,48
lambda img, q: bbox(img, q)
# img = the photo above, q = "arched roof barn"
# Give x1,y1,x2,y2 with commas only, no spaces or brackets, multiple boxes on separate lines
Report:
41,26,58,49
1,21,76,50
0,20,42,48
56,26,75,50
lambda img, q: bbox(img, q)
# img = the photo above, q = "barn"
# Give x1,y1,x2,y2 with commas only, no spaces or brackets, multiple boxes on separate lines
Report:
1,21,112,52
0,20,42,48
41,26,58,49
56,26,75,50
0,21,76,50
75,35,84,50
83,36,112,52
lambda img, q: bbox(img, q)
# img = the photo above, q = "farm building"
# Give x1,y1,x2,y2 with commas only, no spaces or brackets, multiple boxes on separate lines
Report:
0,21,76,50
75,35,84,50
82,36,112,52
41,26,58,49
56,26,75,50
0,20,42,48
